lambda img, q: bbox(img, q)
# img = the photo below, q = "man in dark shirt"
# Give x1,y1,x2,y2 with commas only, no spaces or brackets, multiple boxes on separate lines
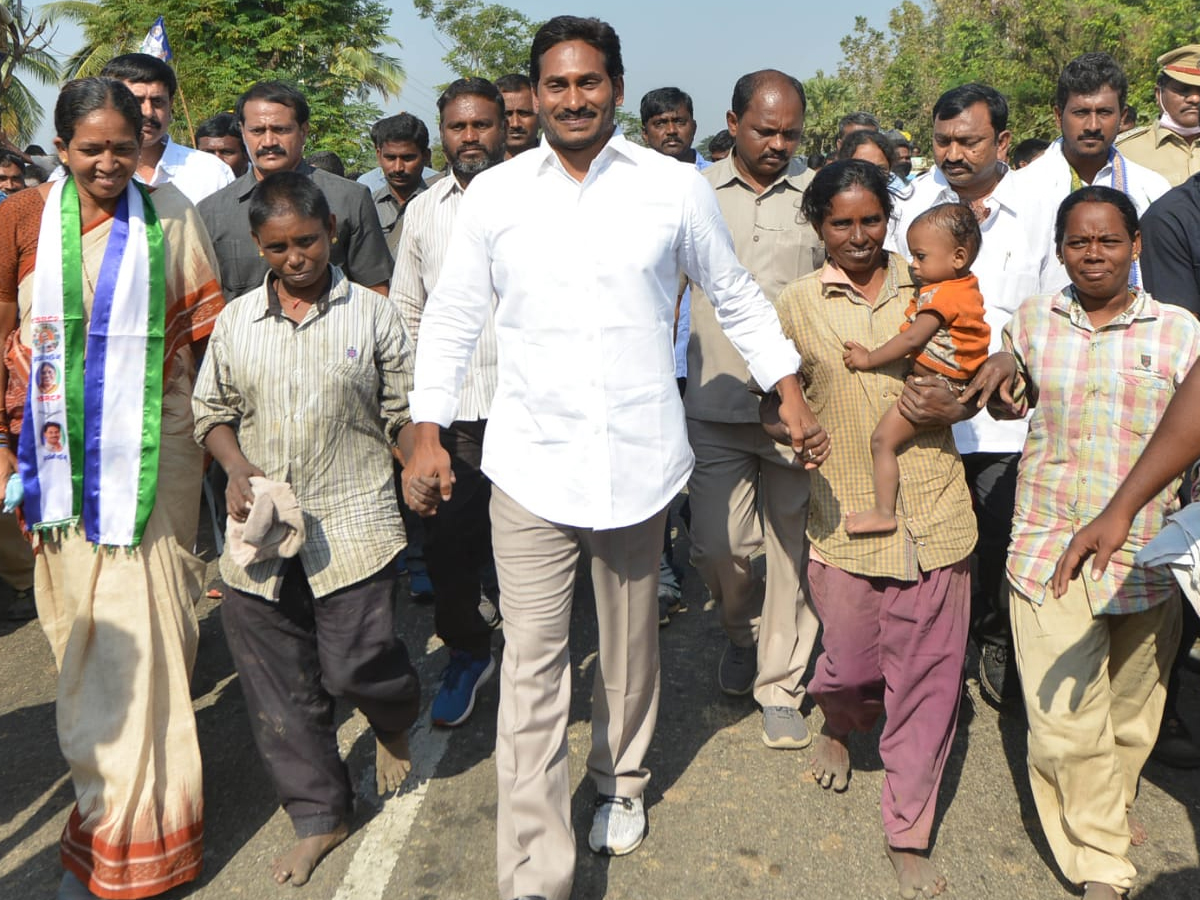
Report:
198,81,393,300
1142,174,1200,316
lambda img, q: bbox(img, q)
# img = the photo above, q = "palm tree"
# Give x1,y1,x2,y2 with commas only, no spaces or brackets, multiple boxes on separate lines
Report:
0,2,62,146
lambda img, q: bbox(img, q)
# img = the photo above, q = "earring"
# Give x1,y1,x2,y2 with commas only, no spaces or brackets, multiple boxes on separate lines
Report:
258,250,264,258
331,235,338,245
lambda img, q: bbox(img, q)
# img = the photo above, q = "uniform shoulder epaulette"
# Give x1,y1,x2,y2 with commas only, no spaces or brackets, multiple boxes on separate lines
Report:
1115,125,1151,145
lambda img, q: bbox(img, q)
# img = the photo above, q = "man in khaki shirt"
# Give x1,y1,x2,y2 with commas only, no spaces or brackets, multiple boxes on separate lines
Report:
685,69,823,749
1116,44,1200,186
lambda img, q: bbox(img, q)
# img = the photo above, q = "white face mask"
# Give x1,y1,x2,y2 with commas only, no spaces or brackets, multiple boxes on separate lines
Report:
1159,109,1200,138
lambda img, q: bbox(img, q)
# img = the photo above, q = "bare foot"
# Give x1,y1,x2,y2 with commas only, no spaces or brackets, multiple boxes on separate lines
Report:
376,730,413,795
1083,883,1121,900
1128,812,1147,846
886,845,947,899
271,824,349,886
811,726,851,791
845,509,899,535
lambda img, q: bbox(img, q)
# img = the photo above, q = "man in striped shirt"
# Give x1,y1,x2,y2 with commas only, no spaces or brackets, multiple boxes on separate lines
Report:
391,77,508,728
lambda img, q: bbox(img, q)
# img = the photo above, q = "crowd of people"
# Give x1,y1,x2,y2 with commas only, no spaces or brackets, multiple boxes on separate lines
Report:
1,14,1199,900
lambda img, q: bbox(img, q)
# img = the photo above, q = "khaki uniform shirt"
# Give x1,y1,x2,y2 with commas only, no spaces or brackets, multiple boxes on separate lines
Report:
773,254,977,581
685,155,822,423
1116,120,1200,187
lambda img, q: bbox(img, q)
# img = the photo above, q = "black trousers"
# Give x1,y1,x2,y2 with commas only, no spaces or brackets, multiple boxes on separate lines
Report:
423,420,495,657
962,452,1019,648
221,559,420,836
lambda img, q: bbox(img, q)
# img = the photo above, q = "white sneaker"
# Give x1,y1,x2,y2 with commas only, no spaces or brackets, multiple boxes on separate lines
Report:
587,794,647,856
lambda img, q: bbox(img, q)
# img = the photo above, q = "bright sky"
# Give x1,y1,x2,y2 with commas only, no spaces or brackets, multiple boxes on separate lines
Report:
28,1,900,149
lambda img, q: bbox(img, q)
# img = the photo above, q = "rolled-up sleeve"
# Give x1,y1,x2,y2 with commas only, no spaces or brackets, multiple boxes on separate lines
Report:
409,188,495,426
191,313,242,445
374,296,414,441
679,172,801,392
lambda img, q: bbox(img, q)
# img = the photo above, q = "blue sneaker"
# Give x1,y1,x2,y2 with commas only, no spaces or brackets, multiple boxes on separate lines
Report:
432,651,495,727
408,566,435,604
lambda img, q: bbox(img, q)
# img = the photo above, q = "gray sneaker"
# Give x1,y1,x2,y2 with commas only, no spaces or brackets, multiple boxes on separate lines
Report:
761,706,811,749
718,640,756,696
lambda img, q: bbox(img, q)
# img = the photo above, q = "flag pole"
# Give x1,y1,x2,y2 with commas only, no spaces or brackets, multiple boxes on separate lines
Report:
176,81,196,146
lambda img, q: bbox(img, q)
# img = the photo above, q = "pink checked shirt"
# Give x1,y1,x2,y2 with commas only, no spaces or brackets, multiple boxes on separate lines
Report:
1001,286,1200,614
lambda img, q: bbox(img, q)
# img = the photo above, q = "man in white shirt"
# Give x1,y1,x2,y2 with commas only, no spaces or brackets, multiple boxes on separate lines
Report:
391,77,507,730
892,83,1053,706
403,16,824,900
99,53,235,206
1017,52,1170,291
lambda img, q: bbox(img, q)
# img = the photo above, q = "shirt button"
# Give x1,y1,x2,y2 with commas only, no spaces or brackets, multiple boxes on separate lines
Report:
753,235,760,242
755,199,762,206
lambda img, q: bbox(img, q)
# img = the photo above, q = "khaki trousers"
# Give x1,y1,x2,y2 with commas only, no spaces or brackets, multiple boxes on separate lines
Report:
491,487,666,900
686,418,819,707
1010,579,1180,891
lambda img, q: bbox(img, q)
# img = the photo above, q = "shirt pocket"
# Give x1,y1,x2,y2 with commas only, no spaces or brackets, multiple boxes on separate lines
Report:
1112,369,1171,437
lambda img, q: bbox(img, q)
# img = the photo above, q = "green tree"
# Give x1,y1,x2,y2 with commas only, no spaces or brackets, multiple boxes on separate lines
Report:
804,70,857,156
0,2,62,145
46,0,404,170
413,0,538,82
833,0,1200,157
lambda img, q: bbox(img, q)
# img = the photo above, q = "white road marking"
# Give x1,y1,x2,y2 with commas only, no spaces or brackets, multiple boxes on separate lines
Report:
332,720,450,900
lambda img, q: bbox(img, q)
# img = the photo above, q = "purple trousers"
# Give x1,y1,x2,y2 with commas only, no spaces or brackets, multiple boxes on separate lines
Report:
806,557,969,849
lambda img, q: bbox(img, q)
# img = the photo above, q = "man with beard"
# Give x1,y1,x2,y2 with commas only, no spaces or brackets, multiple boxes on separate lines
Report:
390,78,507,728
198,81,393,301
369,113,434,254
402,17,824,900
100,53,234,205
890,83,1054,706
495,73,540,157
1117,44,1200,187
685,69,823,750
1019,53,1169,290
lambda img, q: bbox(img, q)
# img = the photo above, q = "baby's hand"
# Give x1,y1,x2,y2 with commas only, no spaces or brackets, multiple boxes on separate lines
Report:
842,341,871,372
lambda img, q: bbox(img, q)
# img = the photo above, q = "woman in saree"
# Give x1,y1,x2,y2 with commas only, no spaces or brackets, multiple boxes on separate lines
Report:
0,78,224,898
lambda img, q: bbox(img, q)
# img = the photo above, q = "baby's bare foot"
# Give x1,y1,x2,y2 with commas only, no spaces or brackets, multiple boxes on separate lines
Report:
886,845,946,899
1128,812,1147,846
376,730,413,795
811,726,851,792
271,824,349,886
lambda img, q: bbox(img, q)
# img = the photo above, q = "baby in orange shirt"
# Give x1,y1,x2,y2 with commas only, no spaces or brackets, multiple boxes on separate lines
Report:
842,202,989,534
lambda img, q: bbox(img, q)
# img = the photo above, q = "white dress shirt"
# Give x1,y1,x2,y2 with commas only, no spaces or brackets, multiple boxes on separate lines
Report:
891,164,1055,454
390,174,498,421
136,137,235,206
1015,139,1170,293
410,131,800,530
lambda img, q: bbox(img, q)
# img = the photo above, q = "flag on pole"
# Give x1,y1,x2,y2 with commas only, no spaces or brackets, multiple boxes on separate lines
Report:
139,16,172,61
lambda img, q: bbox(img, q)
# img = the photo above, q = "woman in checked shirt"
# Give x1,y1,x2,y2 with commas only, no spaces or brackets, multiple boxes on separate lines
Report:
964,185,1200,900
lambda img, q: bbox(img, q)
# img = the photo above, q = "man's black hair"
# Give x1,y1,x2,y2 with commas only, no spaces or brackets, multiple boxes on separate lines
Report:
530,16,623,86
495,73,531,94
835,111,880,141
437,77,505,119
640,87,694,126
99,53,177,99
1011,137,1050,168
1055,52,1128,112
932,83,1009,135
236,81,310,127
708,129,734,157
195,112,241,142
369,113,430,152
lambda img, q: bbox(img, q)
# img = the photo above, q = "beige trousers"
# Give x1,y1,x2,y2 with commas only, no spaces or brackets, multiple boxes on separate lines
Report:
1010,579,1180,891
491,487,666,900
686,418,819,707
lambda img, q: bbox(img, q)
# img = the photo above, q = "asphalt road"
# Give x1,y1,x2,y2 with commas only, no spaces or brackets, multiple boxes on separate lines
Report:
1,506,1198,900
